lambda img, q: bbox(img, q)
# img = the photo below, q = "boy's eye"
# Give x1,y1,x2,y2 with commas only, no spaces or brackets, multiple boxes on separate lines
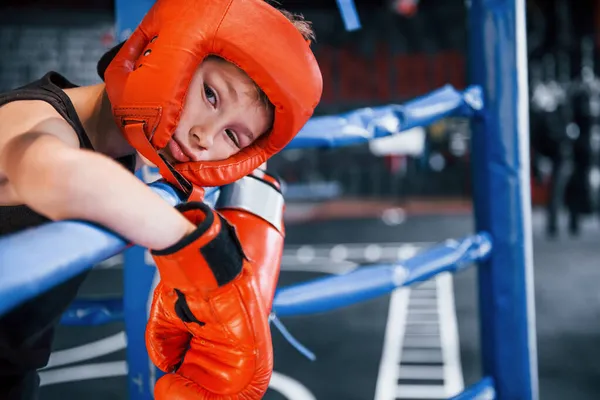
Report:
204,84,217,106
226,129,240,149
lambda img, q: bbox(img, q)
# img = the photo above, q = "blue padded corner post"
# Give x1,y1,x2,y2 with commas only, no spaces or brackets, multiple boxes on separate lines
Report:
468,1,538,399
113,0,155,41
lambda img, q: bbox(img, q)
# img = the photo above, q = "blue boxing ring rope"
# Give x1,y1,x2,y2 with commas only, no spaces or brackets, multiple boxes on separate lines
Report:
0,0,537,399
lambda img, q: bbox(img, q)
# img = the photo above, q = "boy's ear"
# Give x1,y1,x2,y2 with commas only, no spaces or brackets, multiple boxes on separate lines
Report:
97,41,126,82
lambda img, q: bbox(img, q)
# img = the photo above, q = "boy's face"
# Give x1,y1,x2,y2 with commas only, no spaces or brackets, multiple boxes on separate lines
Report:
159,57,273,165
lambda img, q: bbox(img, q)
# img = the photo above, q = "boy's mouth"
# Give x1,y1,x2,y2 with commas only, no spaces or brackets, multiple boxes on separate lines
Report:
167,138,193,163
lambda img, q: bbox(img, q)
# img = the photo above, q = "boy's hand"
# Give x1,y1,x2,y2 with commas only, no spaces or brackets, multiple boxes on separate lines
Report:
146,174,284,399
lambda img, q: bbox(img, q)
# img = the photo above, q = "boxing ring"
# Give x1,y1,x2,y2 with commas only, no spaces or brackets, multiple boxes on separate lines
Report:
0,0,536,399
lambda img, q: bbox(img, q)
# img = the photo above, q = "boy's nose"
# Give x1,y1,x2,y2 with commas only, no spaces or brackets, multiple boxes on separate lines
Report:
190,126,214,150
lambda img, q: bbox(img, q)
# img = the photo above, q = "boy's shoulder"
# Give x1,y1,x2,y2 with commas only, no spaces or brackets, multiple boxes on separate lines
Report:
0,99,80,151
0,72,87,151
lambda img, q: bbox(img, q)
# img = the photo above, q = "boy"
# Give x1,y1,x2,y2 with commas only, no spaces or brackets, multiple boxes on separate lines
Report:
0,0,323,398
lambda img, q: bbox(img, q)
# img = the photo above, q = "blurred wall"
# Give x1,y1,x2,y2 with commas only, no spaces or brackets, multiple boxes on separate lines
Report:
0,11,114,91
0,2,472,202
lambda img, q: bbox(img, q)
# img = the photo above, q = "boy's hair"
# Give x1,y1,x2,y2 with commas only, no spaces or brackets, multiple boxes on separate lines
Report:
278,10,316,43
254,9,316,110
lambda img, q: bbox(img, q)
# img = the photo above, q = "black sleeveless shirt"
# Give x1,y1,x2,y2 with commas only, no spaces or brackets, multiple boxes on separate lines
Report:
0,72,135,374
0,72,135,235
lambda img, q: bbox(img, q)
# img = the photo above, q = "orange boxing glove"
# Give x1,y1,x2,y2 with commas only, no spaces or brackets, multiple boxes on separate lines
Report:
146,172,285,400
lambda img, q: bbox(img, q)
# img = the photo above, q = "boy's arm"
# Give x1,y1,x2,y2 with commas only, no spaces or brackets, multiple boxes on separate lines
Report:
0,101,194,250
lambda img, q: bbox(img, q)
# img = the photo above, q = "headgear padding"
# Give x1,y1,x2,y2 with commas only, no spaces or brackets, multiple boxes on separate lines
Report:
104,0,323,192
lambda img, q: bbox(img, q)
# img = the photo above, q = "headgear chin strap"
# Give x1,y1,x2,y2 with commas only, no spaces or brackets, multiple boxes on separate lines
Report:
104,0,323,195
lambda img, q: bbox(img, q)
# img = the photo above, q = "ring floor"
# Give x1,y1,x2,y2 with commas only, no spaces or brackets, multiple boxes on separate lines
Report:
39,208,600,400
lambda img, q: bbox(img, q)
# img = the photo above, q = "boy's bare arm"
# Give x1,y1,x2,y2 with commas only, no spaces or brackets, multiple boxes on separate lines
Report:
0,101,194,250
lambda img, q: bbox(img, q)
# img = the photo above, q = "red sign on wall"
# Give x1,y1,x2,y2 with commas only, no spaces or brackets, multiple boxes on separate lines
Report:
314,45,466,108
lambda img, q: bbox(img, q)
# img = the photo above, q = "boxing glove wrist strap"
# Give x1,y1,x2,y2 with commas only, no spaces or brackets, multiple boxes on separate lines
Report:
151,202,245,291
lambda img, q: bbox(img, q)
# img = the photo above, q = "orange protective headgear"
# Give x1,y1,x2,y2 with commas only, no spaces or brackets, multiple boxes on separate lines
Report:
105,0,322,195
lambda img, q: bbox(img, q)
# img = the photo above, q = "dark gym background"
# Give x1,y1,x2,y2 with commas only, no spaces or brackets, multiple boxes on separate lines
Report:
2,0,600,399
